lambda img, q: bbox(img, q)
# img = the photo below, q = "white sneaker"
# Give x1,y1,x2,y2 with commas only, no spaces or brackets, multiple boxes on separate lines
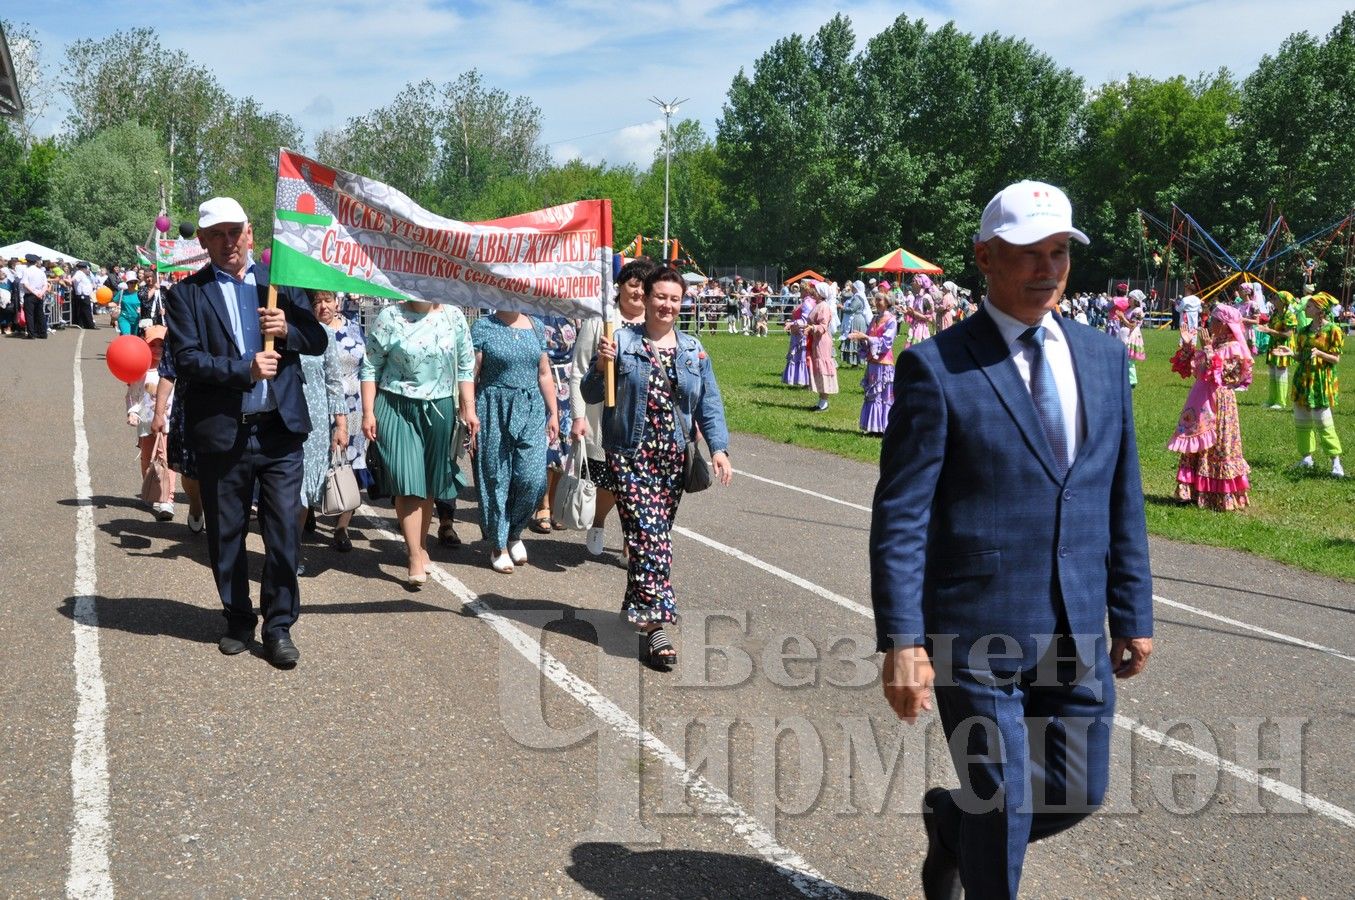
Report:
153,502,174,521
490,551,514,574
1333,458,1345,478
585,526,605,556
508,540,528,565
186,513,205,533
1299,455,1314,469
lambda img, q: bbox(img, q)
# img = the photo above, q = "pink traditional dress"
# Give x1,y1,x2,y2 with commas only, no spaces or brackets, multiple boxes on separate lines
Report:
1168,307,1253,511
937,290,957,331
1124,307,1146,361
859,310,897,434
904,293,933,347
805,295,839,396
782,295,814,386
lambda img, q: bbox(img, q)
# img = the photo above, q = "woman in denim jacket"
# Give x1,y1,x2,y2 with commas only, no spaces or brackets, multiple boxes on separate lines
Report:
582,267,733,668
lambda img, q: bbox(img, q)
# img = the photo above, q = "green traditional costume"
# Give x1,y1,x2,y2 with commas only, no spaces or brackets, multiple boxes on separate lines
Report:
1291,292,1343,473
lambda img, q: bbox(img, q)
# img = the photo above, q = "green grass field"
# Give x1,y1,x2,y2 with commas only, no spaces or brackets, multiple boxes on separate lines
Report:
698,325,1355,581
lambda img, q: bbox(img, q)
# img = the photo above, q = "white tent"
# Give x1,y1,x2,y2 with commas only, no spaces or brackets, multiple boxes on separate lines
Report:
0,240,85,265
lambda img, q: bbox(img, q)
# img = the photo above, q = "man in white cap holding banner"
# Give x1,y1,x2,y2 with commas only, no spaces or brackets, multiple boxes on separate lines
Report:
167,196,328,668
871,180,1153,898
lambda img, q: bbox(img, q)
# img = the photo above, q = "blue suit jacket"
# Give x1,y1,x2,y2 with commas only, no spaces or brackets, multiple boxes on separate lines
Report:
870,307,1153,668
167,263,327,454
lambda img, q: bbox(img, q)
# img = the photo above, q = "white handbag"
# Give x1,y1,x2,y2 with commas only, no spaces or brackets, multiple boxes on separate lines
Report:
320,450,362,516
551,445,595,531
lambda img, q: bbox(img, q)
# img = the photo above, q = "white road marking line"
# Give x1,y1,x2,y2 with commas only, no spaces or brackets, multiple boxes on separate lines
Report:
1153,595,1355,663
672,526,873,618
732,469,872,512
1114,715,1355,828
673,526,1355,832
68,331,113,899
730,471,1355,663
356,508,846,900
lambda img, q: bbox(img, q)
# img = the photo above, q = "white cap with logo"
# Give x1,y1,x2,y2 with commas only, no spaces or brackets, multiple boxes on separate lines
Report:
975,180,1088,246
197,196,249,230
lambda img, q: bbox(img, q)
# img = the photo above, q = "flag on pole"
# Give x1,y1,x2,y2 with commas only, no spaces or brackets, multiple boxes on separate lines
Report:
135,245,152,266
269,148,614,318
156,238,210,273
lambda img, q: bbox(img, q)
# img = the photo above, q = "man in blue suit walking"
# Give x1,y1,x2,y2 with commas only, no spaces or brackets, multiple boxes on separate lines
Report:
871,181,1154,898
168,197,327,668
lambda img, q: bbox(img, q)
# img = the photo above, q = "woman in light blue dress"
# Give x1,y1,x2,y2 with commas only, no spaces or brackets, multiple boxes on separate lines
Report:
839,280,869,366
310,291,364,550
472,311,559,574
297,292,347,573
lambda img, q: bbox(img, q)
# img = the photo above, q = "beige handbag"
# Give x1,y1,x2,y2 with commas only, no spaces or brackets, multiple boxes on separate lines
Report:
139,434,173,504
320,450,362,516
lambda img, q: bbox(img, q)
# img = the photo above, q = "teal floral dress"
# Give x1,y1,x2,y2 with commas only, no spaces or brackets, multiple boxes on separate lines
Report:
607,342,684,627
473,316,549,548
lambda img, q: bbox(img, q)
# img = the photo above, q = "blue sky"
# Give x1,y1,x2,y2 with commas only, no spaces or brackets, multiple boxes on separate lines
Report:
9,1,1352,167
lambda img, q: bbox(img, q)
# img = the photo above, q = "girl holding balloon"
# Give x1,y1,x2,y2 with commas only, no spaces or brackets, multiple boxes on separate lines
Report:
124,326,176,519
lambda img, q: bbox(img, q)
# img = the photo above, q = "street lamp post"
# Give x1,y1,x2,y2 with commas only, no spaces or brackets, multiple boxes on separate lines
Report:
649,96,688,255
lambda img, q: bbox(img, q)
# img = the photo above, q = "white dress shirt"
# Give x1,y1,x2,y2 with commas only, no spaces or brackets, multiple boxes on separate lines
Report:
985,304,1084,465
20,265,48,297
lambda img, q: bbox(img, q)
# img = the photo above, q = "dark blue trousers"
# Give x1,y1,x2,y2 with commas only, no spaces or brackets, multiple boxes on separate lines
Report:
197,417,305,642
932,635,1115,899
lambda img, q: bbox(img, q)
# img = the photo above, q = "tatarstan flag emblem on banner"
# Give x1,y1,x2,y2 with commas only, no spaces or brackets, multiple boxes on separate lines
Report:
269,148,614,318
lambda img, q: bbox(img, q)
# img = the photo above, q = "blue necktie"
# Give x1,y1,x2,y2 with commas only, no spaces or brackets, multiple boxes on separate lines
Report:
1018,325,1069,476
235,281,269,411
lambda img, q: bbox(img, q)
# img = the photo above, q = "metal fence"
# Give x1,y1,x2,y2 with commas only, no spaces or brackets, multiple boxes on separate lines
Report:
1105,277,1187,311
702,265,783,292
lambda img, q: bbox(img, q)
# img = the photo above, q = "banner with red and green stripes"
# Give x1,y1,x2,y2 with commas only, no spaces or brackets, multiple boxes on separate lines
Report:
156,238,209,273
270,148,613,318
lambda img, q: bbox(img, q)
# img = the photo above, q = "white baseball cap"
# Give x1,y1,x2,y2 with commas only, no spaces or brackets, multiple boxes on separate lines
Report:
976,180,1088,246
197,196,249,230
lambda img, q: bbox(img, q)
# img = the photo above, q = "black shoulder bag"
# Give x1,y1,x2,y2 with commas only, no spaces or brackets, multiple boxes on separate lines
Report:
645,338,712,493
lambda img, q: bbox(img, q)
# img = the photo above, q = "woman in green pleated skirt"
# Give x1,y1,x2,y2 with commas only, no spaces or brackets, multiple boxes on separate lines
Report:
360,300,477,588
373,392,463,498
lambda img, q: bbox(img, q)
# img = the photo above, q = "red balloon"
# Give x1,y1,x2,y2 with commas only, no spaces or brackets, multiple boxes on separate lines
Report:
155,214,171,233
107,334,152,384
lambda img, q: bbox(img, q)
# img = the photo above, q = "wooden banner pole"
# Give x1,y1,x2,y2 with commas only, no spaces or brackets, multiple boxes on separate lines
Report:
604,320,616,408
262,284,278,352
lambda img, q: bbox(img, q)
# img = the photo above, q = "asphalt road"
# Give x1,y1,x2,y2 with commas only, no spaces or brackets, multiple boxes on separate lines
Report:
2,325,1352,898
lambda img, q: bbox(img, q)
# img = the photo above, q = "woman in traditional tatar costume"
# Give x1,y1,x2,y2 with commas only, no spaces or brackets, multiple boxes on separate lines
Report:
1168,304,1253,510
839,280,869,366
1124,290,1147,387
781,282,815,386
805,281,839,411
904,275,935,347
1258,289,1299,409
850,291,898,435
1291,291,1344,476
937,281,959,331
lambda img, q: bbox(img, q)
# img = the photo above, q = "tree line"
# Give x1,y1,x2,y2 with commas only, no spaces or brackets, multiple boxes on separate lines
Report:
3,14,1354,295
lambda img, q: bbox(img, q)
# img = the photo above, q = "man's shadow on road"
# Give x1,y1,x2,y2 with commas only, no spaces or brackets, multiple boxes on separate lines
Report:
566,842,887,899
58,592,455,646
58,595,221,645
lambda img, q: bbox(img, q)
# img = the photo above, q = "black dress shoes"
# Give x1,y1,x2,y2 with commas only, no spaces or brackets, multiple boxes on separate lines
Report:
921,787,962,900
264,636,301,668
218,627,253,655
